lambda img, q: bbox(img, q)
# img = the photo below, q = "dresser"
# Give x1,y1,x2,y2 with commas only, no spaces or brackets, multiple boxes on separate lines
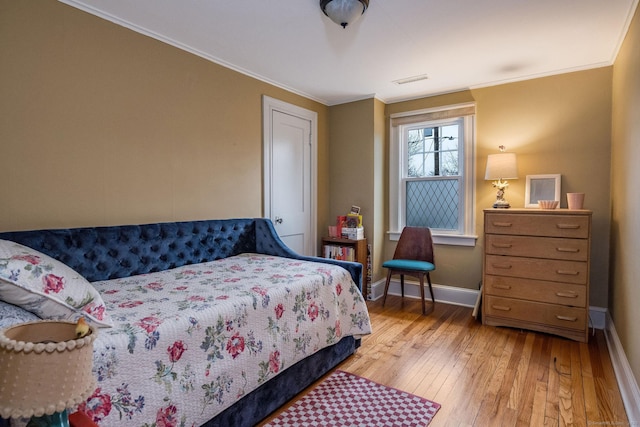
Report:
482,208,592,342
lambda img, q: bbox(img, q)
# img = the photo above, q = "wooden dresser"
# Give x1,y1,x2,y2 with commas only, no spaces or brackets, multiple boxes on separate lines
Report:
482,208,592,342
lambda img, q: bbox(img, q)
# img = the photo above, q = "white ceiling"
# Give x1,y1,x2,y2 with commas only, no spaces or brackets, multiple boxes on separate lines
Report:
60,0,638,106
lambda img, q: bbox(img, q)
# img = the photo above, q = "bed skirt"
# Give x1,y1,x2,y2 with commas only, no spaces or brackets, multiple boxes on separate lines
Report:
203,336,359,426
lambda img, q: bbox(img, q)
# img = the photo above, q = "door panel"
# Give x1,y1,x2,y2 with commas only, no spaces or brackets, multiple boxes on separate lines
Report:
263,96,317,257
271,111,310,254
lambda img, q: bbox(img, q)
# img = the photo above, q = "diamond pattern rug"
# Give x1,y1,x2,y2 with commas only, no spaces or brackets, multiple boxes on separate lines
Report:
264,370,441,427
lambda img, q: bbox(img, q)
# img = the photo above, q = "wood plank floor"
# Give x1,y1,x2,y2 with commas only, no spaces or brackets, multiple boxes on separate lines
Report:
259,297,629,426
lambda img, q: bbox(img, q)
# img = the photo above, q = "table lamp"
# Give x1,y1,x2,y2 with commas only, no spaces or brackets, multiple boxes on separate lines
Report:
485,145,518,208
0,320,96,427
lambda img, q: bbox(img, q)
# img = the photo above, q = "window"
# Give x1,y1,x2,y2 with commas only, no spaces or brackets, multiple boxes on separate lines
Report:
389,103,477,246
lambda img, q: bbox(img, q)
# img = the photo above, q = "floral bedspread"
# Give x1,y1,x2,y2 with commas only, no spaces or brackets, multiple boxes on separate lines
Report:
79,254,372,427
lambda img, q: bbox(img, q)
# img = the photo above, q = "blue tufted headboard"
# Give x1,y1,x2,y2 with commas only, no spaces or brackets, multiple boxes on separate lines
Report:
0,218,362,289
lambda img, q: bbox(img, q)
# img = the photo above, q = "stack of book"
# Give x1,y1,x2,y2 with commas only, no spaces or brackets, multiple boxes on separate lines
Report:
323,245,357,261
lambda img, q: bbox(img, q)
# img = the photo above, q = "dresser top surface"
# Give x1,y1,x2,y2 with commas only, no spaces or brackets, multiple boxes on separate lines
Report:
484,208,592,216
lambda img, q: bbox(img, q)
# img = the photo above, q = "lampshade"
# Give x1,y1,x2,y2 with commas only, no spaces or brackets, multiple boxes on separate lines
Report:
0,320,96,420
484,152,518,180
320,0,369,28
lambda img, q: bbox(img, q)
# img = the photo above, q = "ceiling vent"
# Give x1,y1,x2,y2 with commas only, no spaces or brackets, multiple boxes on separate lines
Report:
393,74,429,85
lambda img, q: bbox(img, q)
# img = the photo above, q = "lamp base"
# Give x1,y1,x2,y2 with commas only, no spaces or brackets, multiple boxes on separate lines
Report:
492,200,511,209
490,180,511,209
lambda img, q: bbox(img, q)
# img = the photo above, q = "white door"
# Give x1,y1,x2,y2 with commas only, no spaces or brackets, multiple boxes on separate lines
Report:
263,96,317,256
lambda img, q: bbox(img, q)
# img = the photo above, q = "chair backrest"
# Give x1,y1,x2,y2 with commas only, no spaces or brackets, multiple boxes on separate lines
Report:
393,227,435,264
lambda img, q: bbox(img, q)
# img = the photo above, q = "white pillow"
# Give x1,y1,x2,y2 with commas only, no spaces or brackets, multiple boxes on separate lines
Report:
0,239,112,328
0,300,40,329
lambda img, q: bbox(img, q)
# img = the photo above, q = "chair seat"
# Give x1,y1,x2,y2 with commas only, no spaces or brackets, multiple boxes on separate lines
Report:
382,259,435,272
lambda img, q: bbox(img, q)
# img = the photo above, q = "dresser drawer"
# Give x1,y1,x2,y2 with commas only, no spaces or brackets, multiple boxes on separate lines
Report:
485,234,588,261
485,213,589,238
484,295,587,331
484,275,587,307
485,254,588,284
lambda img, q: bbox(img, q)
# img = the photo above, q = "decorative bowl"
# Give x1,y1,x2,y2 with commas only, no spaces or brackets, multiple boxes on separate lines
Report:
538,200,559,209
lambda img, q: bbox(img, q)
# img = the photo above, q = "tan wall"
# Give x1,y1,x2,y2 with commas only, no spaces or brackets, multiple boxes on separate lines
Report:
326,98,387,280
372,98,386,282
328,99,374,229
611,5,640,388
327,99,375,267
386,68,613,307
0,1,329,233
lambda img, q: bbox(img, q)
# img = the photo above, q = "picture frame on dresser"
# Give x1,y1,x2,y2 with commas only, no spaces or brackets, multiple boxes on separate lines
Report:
524,174,561,208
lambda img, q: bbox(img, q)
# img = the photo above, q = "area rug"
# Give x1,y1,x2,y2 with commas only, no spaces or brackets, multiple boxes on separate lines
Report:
264,370,441,427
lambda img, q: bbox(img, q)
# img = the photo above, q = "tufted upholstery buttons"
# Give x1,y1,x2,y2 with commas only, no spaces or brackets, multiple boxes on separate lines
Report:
0,218,363,291
0,219,257,282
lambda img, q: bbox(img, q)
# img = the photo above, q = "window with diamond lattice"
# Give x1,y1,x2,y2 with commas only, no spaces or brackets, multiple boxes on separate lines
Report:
406,179,459,229
390,103,476,245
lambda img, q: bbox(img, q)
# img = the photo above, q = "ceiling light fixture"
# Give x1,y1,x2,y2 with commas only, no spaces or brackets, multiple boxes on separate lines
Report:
320,0,369,29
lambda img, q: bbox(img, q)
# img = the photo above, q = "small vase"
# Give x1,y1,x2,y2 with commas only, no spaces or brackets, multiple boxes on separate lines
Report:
567,193,585,210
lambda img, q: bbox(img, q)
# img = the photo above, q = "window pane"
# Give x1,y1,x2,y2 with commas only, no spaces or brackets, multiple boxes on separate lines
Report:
406,179,459,230
440,138,458,152
406,124,459,177
440,150,458,176
408,152,435,177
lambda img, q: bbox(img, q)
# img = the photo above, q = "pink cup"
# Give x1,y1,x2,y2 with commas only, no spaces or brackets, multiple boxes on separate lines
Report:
567,193,585,209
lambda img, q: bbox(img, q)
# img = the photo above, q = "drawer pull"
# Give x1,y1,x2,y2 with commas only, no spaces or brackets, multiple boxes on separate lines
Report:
494,284,512,290
556,270,580,276
557,223,581,230
492,264,513,270
556,315,578,322
492,243,513,249
492,305,511,311
492,222,513,228
556,247,580,253
556,292,578,298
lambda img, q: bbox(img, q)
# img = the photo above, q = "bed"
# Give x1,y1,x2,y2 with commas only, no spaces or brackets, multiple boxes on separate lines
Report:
0,218,372,427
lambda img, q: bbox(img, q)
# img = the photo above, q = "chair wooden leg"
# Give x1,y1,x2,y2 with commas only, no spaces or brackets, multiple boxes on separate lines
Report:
426,272,435,303
419,274,426,315
400,274,405,297
382,270,393,306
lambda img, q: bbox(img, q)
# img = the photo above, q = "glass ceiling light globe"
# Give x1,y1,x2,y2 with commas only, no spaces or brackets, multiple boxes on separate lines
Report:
320,0,369,28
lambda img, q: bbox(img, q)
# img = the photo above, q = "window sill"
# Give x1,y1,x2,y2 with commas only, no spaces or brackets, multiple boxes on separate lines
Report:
387,230,478,247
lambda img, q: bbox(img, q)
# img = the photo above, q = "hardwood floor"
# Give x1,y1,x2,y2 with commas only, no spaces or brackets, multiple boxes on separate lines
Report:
260,297,629,426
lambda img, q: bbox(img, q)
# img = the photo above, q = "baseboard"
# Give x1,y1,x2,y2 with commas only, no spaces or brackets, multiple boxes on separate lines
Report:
370,279,608,328
367,279,387,301
368,278,480,308
604,312,640,424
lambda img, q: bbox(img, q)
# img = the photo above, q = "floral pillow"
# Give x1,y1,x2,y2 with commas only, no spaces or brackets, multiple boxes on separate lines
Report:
0,239,112,328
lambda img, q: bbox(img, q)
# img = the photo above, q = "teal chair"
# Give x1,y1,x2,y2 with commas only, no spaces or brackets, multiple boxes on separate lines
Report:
382,226,435,314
